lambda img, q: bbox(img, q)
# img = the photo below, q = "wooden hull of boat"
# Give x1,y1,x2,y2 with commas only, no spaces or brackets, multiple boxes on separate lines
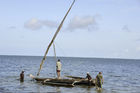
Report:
30,74,95,86
42,78,75,87
36,78,95,86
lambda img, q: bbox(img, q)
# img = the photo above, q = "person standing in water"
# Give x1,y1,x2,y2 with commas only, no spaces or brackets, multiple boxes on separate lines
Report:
96,72,104,90
56,59,61,79
20,70,24,82
86,72,92,86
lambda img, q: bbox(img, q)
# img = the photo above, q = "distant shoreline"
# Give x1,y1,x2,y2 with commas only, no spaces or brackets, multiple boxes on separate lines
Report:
0,54,140,61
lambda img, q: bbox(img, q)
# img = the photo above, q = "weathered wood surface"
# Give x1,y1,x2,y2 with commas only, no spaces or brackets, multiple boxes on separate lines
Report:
74,79,95,86
40,78,95,86
42,82,74,87
65,75,85,79
42,78,76,87
34,77,51,82
30,74,96,86
65,75,96,86
43,78,75,84
29,74,50,82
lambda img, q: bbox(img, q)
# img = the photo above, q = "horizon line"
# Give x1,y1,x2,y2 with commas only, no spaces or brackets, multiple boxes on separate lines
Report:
0,54,140,61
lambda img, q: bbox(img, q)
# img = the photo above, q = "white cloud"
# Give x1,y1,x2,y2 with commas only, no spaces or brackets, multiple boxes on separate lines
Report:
24,18,42,30
41,20,58,28
67,16,97,31
25,16,98,31
24,18,58,30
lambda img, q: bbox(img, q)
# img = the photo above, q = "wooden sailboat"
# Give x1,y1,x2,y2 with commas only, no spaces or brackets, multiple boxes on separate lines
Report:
30,0,96,87
30,0,77,87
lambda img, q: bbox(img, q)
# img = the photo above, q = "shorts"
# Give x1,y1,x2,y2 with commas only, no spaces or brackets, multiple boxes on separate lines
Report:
97,81,102,88
57,70,60,72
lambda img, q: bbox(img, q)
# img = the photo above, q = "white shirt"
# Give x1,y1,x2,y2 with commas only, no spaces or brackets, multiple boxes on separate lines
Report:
56,61,61,70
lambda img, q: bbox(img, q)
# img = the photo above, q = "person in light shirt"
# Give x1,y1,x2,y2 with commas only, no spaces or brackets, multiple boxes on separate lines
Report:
56,59,62,79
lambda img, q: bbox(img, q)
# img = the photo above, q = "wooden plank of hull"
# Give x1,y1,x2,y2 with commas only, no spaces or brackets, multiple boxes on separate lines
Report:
34,78,50,82
42,78,76,87
43,78,75,84
42,82,74,87
34,77,76,83
74,79,95,86
65,75,85,79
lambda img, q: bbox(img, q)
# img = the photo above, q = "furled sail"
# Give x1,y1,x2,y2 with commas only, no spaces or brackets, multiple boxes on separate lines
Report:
37,0,75,76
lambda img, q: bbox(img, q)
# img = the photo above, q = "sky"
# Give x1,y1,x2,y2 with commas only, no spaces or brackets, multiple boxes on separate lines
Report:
0,0,140,59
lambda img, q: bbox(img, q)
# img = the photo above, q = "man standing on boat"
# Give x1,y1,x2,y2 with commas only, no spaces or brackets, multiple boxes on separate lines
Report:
56,59,62,79
96,72,104,90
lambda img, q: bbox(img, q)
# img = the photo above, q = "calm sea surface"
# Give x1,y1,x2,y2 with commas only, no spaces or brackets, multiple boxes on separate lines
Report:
0,55,140,93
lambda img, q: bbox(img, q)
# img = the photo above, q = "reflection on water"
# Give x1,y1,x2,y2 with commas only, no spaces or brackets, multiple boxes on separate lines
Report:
0,56,140,93
56,87,61,93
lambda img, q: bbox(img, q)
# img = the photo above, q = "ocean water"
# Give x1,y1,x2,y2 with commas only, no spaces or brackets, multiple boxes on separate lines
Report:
0,55,140,93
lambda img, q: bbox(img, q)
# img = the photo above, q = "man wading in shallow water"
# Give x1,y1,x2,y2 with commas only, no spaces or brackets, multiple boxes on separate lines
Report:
96,72,104,90
20,70,24,82
56,59,61,79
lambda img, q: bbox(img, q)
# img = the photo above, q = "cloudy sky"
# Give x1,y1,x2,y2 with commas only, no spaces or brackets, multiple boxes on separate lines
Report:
0,0,140,59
